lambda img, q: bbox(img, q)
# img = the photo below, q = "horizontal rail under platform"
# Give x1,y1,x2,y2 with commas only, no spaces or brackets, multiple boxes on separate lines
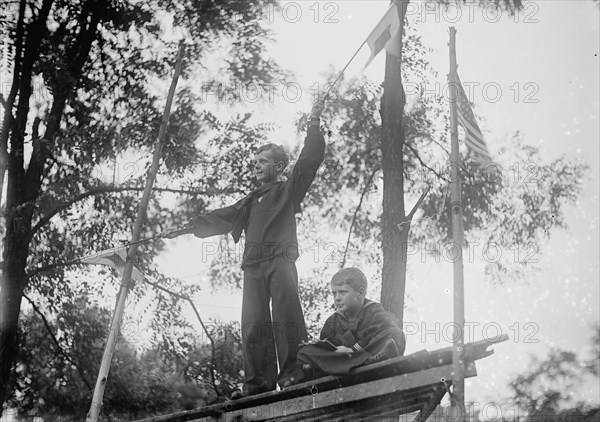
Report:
137,334,508,422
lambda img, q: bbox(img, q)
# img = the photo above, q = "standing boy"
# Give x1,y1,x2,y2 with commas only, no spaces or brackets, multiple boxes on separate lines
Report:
165,101,325,398
298,267,406,378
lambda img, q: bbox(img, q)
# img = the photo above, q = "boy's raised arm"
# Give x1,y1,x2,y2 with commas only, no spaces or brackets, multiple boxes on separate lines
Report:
290,99,326,209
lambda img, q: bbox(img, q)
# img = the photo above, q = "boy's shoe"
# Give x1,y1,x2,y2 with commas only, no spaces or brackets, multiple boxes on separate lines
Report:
301,363,316,381
364,338,399,365
279,377,304,389
230,390,249,400
230,386,272,400
280,374,304,389
302,363,328,381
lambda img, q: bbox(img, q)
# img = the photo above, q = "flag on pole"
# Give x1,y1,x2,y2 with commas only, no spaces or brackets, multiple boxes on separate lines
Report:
455,75,492,165
363,3,401,69
80,247,145,283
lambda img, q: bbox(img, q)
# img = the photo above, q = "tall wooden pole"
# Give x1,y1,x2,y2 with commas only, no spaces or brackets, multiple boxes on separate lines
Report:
86,43,185,422
448,27,466,421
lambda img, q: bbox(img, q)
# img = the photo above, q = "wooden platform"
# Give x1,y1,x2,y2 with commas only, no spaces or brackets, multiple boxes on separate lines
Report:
137,335,508,422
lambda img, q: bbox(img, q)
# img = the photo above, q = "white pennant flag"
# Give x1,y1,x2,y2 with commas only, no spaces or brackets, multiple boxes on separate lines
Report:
80,247,145,283
364,3,402,69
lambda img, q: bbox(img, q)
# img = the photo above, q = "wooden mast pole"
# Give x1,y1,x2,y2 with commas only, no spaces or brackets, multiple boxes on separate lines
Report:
448,27,466,422
86,43,185,422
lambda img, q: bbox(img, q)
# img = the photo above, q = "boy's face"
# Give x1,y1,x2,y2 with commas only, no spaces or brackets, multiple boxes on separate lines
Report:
253,150,284,184
331,282,365,316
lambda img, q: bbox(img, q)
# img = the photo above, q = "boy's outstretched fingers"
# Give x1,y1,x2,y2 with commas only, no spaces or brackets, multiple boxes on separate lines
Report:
310,99,325,121
162,230,177,239
162,226,184,239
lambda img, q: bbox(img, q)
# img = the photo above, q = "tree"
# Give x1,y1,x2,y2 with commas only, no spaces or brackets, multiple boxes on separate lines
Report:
288,0,587,329
505,325,600,422
0,0,285,412
292,26,585,328
380,0,411,321
377,0,534,323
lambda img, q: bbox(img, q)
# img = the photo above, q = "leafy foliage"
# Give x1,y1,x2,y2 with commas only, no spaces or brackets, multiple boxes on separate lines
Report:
10,294,244,420
12,296,182,420
295,76,585,295
504,326,600,421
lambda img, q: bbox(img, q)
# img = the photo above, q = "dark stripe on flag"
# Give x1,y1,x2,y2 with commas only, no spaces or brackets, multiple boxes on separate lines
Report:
457,115,488,150
455,74,492,163
373,26,391,56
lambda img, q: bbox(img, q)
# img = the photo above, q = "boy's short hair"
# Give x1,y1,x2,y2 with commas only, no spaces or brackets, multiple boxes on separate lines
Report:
255,143,289,168
331,267,368,292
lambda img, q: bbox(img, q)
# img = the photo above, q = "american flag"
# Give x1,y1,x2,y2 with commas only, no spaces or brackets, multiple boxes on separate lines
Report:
455,75,492,165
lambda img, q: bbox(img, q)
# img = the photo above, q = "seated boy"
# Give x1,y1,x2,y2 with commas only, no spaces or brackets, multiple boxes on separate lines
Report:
297,268,405,379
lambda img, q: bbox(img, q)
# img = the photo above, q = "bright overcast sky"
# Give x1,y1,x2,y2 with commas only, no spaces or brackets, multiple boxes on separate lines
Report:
157,0,599,409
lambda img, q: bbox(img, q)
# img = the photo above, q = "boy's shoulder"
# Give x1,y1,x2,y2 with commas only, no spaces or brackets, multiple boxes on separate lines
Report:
363,298,385,312
361,299,398,320
324,311,340,323
323,300,386,322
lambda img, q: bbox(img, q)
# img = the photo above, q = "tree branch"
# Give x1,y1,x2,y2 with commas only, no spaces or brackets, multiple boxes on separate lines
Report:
0,94,18,131
140,277,221,398
406,143,449,182
396,185,432,233
407,185,431,221
25,259,80,280
24,272,222,401
22,293,94,392
406,131,451,159
0,0,26,154
340,167,380,269
399,183,450,234
25,183,242,278
23,293,114,421
25,232,165,279
407,133,476,177
0,94,21,172
28,184,214,238
428,136,451,158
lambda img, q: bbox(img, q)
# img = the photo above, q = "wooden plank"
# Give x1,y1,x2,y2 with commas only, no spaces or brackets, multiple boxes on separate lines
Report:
276,384,451,422
185,363,477,422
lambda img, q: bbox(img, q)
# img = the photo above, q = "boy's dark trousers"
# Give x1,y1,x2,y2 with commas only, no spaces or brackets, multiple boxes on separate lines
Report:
241,256,307,393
